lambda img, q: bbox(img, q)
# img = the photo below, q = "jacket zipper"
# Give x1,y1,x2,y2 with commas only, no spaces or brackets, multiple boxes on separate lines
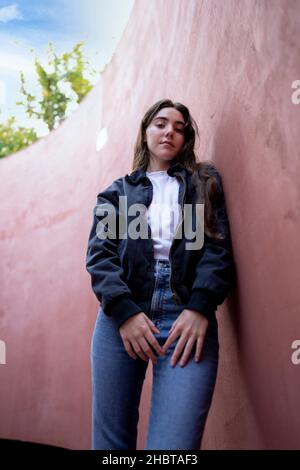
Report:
168,173,186,305
146,179,157,318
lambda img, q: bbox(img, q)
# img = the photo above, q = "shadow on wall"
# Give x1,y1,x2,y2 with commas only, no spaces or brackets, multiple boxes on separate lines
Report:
201,107,267,450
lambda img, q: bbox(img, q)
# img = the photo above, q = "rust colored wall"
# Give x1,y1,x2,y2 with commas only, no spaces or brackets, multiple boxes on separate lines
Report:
0,0,299,449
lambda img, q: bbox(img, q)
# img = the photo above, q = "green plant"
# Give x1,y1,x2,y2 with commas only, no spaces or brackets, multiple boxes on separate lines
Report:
16,41,97,131
0,116,37,159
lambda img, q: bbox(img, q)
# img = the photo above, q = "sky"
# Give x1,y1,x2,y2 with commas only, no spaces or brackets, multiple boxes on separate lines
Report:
0,0,134,136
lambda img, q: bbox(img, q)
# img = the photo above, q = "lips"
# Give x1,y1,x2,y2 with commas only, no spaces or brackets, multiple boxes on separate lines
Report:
160,141,174,148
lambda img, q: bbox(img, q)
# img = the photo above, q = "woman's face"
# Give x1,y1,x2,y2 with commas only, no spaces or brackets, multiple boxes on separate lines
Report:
144,107,185,165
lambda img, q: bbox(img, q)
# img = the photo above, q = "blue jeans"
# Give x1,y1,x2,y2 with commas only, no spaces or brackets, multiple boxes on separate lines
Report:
91,259,219,450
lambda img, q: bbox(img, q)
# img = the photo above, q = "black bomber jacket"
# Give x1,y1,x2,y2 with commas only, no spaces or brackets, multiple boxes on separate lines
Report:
86,160,236,329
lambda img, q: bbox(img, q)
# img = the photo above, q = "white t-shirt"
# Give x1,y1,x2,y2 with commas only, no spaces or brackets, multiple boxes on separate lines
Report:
146,170,180,260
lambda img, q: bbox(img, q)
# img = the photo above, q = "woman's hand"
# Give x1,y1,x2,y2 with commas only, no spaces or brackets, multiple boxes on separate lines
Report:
119,312,165,364
162,309,209,367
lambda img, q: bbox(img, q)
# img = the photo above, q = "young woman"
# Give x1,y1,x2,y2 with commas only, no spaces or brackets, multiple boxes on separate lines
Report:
86,99,235,450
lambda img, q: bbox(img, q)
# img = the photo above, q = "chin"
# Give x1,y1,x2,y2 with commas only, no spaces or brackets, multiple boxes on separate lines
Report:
158,152,176,160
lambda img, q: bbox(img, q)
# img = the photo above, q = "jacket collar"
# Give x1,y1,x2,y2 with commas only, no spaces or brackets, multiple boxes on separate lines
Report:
125,160,188,185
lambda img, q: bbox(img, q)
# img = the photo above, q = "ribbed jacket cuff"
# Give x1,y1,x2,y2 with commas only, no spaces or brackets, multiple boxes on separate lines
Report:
107,295,143,330
185,289,217,322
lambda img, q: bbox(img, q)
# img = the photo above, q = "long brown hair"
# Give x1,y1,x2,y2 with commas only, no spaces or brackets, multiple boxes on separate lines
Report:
132,99,226,240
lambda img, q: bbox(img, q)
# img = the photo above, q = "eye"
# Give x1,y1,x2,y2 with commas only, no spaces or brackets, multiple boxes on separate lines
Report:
176,129,184,133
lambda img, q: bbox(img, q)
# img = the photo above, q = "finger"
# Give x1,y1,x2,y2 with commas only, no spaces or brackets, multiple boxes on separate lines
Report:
195,337,203,362
170,334,188,367
139,337,157,364
131,339,149,362
168,314,182,337
162,328,180,353
145,316,160,334
168,319,177,335
143,317,164,356
179,337,196,367
123,339,138,360
145,330,164,356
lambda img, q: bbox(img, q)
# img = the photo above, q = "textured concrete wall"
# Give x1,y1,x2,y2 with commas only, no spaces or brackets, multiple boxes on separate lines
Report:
0,0,299,449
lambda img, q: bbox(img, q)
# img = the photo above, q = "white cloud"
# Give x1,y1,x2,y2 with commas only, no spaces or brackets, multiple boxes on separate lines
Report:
0,51,36,74
0,4,23,23
0,29,50,75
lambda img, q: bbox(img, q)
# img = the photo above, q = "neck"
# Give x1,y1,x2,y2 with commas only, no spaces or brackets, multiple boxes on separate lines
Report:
147,159,175,172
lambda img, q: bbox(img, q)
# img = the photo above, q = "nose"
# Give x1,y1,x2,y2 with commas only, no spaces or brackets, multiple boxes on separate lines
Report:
165,125,174,137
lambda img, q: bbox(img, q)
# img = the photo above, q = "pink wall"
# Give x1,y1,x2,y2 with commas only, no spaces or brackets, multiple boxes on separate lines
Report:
0,0,299,449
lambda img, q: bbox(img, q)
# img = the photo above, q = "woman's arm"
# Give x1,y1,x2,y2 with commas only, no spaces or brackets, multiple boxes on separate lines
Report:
185,171,236,321
86,178,142,329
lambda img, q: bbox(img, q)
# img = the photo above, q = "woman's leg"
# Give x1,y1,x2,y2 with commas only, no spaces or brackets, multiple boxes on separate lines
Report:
91,306,148,450
145,261,219,450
